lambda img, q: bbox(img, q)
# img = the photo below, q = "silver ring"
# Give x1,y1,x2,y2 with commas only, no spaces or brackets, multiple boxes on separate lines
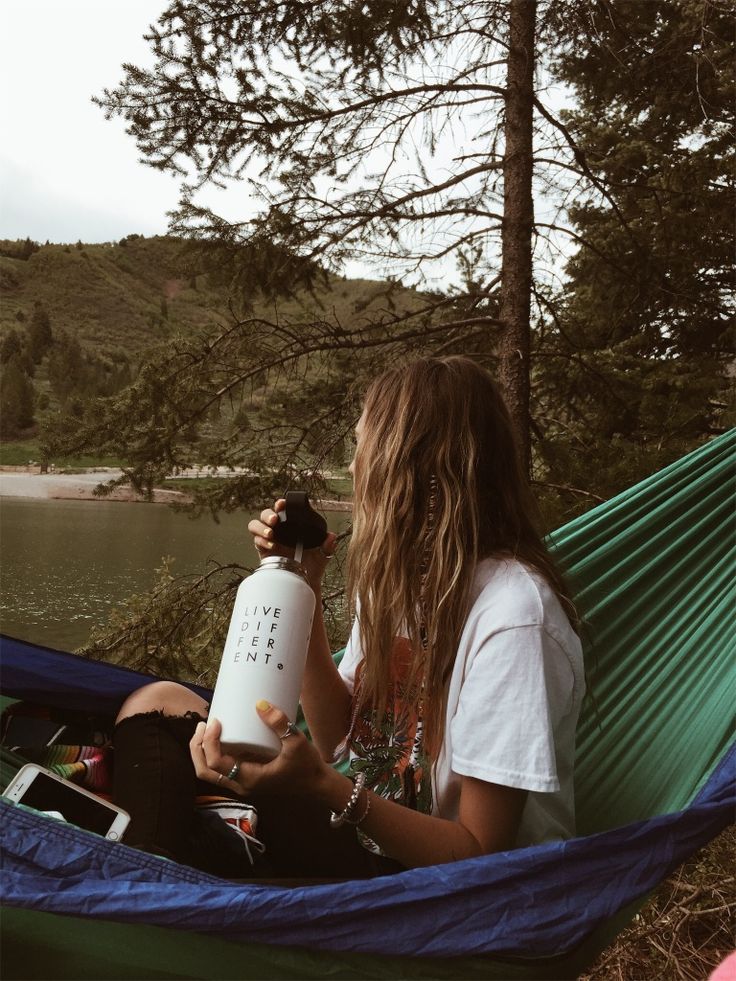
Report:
226,763,239,780
279,721,299,740
318,547,333,560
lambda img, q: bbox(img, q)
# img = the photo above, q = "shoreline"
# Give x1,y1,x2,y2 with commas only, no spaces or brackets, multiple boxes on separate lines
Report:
0,468,186,505
0,467,353,511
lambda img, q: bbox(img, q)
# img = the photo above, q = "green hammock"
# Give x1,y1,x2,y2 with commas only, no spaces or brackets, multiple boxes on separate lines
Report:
1,430,733,981
564,428,734,833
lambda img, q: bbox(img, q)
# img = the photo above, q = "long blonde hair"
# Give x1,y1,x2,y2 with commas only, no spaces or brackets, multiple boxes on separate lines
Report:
346,356,577,759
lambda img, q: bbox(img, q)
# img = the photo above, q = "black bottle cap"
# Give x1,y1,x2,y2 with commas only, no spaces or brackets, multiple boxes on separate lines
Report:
272,491,328,549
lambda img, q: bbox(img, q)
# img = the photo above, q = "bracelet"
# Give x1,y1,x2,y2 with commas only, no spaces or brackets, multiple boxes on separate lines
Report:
329,772,366,828
344,787,371,826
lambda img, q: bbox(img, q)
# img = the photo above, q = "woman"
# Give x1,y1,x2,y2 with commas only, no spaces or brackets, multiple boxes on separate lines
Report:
113,356,584,878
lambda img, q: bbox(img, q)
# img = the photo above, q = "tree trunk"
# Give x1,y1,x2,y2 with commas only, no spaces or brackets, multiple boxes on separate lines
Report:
499,0,536,477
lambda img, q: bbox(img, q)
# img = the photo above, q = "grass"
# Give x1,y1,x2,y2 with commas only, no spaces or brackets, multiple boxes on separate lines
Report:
163,476,223,494
0,439,122,469
0,440,42,466
324,476,353,499
581,826,735,980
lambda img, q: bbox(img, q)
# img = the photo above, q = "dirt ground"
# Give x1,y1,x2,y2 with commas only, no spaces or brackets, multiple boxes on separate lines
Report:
0,468,353,510
0,468,186,504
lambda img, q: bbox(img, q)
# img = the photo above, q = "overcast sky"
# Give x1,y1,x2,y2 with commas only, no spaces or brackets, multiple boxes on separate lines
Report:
1,2,575,286
0,1,207,244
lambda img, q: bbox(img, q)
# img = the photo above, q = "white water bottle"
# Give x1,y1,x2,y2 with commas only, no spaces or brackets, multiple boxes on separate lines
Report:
208,493,326,761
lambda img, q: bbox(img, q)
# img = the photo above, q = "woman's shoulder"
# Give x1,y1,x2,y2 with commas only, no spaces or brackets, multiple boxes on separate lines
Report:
469,556,571,636
465,558,584,685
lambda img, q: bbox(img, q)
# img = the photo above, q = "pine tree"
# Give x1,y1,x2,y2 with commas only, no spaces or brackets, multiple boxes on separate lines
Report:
0,329,22,364
47,330,86,404
92,0,575,475
0,356,35,437
27,303,54,363
534,0,734,504
48,2,728,513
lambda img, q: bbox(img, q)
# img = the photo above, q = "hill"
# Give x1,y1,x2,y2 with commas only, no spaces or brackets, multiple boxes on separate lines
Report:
0,235,429,451
0,236,223,359
0,235,425,366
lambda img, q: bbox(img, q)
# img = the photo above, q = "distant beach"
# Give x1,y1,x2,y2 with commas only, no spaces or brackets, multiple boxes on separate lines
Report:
0,467,185,504
0,466,352,510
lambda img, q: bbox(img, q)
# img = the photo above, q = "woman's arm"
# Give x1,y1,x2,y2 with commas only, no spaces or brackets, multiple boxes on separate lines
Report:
192,706,527,869
299,584,352,760
316,759,527,866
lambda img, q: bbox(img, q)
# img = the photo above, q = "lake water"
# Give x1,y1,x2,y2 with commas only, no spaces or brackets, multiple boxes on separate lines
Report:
0,497,350,652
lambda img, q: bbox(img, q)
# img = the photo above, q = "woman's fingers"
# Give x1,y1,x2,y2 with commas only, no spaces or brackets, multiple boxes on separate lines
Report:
248,519,274,552
259,499,285,524
253,701,329,792
189,720,219,778
319,532,338,557
189,720,242,792
248,499,335,579
201,717,230,768
249,500,288,555
255,700,301,746
190,710,321,798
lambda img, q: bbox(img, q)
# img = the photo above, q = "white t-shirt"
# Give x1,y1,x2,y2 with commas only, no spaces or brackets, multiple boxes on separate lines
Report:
338,557,585,848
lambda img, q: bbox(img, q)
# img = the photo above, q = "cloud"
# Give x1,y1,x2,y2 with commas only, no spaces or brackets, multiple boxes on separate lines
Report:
0,156,174,243
0,0,181,244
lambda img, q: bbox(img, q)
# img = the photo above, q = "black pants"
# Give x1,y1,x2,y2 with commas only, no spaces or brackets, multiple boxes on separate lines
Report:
112,712,403,880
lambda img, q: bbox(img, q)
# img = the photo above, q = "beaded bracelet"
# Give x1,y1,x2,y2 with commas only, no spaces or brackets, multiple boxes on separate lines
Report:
344,787,371,827
329,772,366,828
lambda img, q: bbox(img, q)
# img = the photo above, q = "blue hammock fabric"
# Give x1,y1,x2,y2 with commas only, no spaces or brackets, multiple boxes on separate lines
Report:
0,633,211,715
0,637,734,960
0,733,733,959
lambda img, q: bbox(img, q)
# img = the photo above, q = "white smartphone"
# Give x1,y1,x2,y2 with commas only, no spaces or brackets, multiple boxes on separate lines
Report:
3,764,130,841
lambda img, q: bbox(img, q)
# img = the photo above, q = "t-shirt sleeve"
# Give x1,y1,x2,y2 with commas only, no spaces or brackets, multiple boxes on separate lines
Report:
337,618,362,695
449,624,574,793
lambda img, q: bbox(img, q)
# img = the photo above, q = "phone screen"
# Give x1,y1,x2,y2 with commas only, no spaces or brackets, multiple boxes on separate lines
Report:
19,772,119,836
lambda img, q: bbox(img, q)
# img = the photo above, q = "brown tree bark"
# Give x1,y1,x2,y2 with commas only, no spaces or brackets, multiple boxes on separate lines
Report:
499,0,536,477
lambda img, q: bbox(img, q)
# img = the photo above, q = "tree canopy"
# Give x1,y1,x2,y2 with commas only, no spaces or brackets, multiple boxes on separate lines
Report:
53,1,729,510
64,1,579,493
534,0,734,498
37,0,733,666
100,2,513,280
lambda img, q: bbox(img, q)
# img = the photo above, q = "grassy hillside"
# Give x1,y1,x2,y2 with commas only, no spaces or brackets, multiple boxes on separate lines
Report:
0,235,427,463
0,235,425,366
0,237,229,357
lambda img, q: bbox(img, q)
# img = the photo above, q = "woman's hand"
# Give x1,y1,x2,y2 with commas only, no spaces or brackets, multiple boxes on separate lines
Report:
189,702,332,798
189,705,526,869
247,498,337,590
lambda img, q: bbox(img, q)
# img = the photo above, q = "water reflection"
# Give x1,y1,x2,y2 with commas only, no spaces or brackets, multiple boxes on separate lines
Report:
0,498,350,652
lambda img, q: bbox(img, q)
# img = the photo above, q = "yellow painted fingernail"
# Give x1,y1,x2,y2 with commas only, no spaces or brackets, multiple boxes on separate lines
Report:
256,699,271,712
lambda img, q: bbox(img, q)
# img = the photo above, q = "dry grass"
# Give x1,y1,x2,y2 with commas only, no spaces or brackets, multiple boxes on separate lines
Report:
581,826,735,980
